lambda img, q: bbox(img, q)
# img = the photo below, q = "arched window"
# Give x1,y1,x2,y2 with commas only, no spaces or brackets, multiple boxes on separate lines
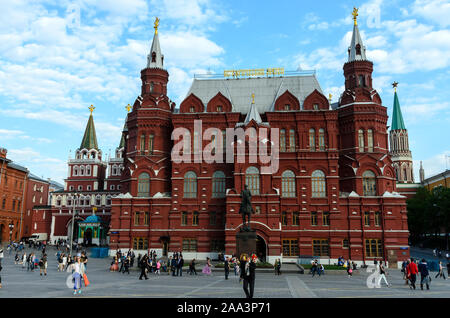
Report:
212,171,226,198
358,129,364,152
318,128,325,151
137,172,150,197
309,129,315,152
362,170,376,196
73,166,79,176
280,129,286,152
106,195,112,206
86,165,91,176
140,135,145,155
148,134,154,155
85,195,91,206
367,129,373,152
245,167,260,195
282,170,296,197
95,195,101,206
112,165,117,176
56,196,62,206
289,129,296,152
184,171,197,198
311,170,326,198
80,165,85,176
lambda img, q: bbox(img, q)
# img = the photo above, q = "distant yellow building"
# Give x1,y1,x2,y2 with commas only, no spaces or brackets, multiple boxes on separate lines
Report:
422,169,450,190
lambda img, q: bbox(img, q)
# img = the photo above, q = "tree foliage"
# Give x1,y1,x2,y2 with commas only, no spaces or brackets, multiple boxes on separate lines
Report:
407,186,450,245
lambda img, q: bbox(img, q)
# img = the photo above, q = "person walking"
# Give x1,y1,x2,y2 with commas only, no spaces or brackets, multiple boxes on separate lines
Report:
418,259,431,290
39,254,48,276
171,255,178,276
189,259,197,275
276,259,281,275
0,248,3,266
435,261,446,280
407,258,419,290
139,255,149,280
177,255,184,277
202,257,212,276
240,254,256,299
67,256,86,295
167,256,172,276
224,256,230,280
378,260,390,287
123,256,130,275
155,260,161,275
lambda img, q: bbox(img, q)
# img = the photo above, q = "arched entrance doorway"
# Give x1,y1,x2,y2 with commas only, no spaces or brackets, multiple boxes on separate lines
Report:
256,235,267,262
84,228,93,246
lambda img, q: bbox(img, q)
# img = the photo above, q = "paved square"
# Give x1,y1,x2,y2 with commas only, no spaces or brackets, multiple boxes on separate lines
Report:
1,246,449,298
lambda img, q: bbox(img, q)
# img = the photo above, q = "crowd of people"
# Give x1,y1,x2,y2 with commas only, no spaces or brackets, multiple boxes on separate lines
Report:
402,258,449,290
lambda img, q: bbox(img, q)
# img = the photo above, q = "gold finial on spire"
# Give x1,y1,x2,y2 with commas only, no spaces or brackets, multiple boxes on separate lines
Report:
352,7,359,26
251,93,255,104
154,17,160,35
126,103,132,112
89,104,95,114
328,93,333,102
392,81,399,92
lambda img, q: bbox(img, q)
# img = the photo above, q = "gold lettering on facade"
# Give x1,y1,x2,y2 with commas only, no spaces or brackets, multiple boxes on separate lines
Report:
223,68,284,78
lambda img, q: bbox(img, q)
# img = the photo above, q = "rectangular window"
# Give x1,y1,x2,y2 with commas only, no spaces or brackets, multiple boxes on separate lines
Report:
313,239,329,256
343,239,350,248
217,105,222,112
193,212,199,226
148,134,154,155
282,239,299,257
367,129,373,152
289,129,296,152
281,212,287,226
311,212,318,226
211,240,225,252
189,106,195,113
318,129,325,151
284,104,290,111
140,135,145,155
133,237,148,250
255,206,261,214
322,212,330,226
358,130,364,152
144,212,149,225
181,212,188,226
364,212,370,226
292,212,299,226
209,212,216,225
182,239,197,252
280,129,286,152
365,239,383,257
309,129,315,152
375,212,381,227
134,212,140,226
313,104,319,110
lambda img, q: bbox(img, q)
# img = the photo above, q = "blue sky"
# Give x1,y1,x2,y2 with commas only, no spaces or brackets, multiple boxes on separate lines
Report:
0,0,449,184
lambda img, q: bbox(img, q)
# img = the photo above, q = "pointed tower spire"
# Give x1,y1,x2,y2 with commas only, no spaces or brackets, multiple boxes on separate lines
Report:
244,93,262,124
80,105,99,150
348,7,367,62
419,161,425,183
147,17,164,69
391,82,406,130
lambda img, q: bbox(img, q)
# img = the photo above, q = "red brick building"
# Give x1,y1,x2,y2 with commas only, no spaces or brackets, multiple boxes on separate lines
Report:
23,174,50,237
107,15,410,267
0,148,28,244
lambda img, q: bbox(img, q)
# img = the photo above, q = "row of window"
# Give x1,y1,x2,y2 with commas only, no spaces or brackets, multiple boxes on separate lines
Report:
282,239,383,257
61,195,112,207
76,150,98,160
139,134,154,155
281,211,330,226
1,173,23,189
68,184,121,191
72,165,92,176
132,237,225,252
1,198,21,212
137,167,378,198
180,211,221,226
358,129,374,152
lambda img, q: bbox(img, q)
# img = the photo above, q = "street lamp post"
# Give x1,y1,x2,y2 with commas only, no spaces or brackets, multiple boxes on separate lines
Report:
9,222,14,243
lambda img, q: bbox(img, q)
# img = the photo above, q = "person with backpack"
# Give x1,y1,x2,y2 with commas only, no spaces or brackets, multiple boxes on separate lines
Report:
139,255,149,280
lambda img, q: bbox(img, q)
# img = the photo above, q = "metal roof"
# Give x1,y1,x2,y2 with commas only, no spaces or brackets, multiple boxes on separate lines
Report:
186,73,323,115
7,162,28,173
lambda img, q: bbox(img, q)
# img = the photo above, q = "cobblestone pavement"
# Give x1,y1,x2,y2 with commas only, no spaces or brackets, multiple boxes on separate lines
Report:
0,246,449,298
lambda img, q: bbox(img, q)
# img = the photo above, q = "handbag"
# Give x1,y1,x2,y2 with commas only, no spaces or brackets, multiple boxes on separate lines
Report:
83,273,90,287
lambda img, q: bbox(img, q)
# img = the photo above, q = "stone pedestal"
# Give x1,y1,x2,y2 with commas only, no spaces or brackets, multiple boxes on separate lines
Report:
236,230,257,258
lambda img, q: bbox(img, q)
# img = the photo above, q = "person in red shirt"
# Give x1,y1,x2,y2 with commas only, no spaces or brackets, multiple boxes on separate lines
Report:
406,258,419,290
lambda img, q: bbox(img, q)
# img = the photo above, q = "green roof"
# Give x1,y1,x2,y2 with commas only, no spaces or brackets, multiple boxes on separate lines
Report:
80,114,99,150
391,91,406,130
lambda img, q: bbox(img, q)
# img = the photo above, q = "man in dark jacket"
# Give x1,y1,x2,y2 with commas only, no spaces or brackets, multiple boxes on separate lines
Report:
240,254,256,298
224,256,230,280
418,259,430,290
171,255,178,276
139,255,149,280
177,255,184,276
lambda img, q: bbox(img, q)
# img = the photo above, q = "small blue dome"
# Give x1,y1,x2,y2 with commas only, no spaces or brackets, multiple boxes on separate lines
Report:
84,215,101,223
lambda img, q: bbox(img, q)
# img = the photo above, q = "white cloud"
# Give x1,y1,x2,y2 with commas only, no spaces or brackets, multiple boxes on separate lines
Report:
412,0,450,28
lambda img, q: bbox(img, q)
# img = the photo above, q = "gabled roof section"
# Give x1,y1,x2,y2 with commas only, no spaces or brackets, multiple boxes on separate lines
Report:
244,100,263,125
80,113,99,150
391,91,406,130
186,74,322,114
